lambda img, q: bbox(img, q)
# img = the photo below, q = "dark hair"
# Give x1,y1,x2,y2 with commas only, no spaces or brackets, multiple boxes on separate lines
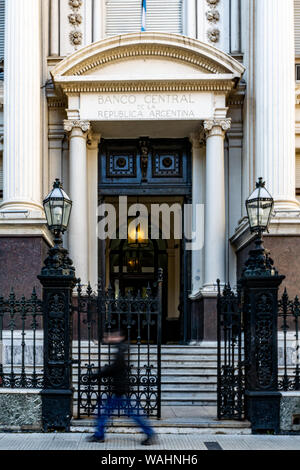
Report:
105,328,126,337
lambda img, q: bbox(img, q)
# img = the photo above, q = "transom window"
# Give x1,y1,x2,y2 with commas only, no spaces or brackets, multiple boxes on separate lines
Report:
105,0,183,37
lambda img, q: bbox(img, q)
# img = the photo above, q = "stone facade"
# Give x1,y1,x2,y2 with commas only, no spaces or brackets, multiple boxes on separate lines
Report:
0,390,42,431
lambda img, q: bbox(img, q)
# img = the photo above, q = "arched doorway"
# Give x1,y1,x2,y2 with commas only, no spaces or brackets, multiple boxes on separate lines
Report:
109,236,169,340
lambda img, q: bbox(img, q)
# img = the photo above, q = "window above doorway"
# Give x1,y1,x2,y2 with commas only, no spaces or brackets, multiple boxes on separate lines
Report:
105,0,183,37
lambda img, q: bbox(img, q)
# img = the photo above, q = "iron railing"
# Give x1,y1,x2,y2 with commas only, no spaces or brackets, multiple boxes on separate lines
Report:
72,271,163,420
278,289,300,391
217,281,244,421
0,288,43,388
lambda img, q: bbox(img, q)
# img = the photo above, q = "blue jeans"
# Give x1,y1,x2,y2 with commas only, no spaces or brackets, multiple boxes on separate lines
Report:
94,395,154,439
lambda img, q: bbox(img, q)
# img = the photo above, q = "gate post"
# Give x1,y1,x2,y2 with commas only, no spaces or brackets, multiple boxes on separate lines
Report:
241,235,285,434
38,233,77,432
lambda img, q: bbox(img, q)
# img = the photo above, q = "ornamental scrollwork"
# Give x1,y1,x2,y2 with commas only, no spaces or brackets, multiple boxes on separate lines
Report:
204,118,231,137
64,120,90,134
255,292,275,389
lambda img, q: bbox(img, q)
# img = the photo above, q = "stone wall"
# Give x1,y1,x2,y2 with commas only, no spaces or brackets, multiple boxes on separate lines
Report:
280,392,300,434
0,389,42,431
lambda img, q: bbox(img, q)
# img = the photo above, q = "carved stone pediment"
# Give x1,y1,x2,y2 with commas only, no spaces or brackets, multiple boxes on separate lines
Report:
51,32,245,95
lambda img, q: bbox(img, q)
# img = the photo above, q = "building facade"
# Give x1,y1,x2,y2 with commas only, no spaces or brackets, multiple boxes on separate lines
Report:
1,0,300,343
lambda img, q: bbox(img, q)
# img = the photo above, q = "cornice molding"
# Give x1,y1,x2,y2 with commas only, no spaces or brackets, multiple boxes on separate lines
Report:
58,79,235,94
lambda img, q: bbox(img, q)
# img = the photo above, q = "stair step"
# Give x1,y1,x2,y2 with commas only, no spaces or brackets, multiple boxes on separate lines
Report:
72,354,218,362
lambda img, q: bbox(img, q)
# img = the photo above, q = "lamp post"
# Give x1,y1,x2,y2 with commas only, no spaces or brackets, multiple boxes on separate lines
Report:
242,178,285,434
38,180,77,432
243,177,276,277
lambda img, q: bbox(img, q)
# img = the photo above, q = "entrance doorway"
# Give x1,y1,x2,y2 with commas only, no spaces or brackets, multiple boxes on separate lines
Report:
109,237,169,341
98,137,192,343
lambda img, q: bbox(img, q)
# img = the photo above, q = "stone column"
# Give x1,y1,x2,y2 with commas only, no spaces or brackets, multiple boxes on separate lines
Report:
64,120,90,286
2,0,43,216
255,0,299,210
203,118,231,292
189,130,205,296
87,132,101,289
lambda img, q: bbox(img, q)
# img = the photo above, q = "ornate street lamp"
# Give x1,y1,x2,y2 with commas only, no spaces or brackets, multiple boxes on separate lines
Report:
39,179,76,432
43,179,72,239
244,177,275,277
246,177,274,235
241,178,285,434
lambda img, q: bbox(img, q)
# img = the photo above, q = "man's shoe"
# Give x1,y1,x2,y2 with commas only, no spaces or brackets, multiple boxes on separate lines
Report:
86,435,105,443
141,434,157,446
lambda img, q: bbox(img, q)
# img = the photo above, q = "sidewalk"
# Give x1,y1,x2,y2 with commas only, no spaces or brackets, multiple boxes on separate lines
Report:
0,432,300,450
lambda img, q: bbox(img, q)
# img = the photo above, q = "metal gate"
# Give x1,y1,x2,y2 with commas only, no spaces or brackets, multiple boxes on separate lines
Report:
217,280,245,420
72,269,163,419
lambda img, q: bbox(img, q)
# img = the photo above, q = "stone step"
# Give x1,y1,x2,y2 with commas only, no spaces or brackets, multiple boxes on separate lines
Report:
70,418,251,435
72,354,219,362
72,383,216,392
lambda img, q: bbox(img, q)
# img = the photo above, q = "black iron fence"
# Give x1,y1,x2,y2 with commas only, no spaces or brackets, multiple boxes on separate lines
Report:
217,281,244,421
0,288,44,388
278,289,300,391
72,270,163,420
217,282,300,421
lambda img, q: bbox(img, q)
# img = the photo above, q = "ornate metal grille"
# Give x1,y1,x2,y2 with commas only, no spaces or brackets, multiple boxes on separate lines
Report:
217,281,245,420
0,288,44,388
278,289,300,391
73,271,162,419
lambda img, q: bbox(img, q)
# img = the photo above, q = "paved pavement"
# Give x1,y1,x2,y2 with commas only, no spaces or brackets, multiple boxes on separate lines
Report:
0,432,300,450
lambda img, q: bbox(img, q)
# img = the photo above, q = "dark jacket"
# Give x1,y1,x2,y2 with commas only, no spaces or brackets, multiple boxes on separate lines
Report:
92,343,130,397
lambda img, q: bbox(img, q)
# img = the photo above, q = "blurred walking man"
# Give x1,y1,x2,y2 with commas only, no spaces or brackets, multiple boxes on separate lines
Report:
87,329,156,445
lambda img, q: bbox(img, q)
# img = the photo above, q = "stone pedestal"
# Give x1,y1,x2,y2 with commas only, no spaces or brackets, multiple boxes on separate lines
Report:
38,236,77,432
0,389,42,431
280,392,300,434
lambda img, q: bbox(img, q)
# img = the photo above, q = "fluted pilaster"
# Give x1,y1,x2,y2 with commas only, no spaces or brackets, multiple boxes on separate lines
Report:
255,0,299,209
2,0,43,215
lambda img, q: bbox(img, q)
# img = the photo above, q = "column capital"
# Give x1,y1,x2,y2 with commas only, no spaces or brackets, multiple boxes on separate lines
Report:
87,132,101,150
189,126,206,149
63,120,91,134
204,118,231,137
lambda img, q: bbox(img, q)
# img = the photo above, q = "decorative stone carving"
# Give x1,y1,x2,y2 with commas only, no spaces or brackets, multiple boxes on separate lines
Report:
70,31,82,46
69,0,82,9
206,0,220,43
189,127,206,148
207,28,220,43
68,0,83,48
64,120,90,133
68,13,82,26
204,118,231,137
206,10,220,23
